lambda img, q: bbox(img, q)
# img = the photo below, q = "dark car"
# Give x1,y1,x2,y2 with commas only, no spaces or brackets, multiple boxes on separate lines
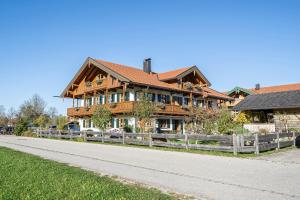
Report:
6,126,14,134
0,126,4,134
64,122,80,131
296,135,300,148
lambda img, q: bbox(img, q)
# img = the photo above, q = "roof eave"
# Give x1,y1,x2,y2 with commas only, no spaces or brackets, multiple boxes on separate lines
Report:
60,57,131,98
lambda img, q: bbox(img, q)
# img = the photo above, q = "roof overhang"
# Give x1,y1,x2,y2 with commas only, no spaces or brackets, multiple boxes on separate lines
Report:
60,57,130,98
227,86,255,96
160,66,212,87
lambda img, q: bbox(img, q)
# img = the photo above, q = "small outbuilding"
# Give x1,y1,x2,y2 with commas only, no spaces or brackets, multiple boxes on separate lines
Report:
234,90,300,132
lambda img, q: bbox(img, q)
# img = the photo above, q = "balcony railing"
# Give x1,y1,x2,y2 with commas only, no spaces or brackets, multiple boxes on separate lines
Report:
67,102,192,117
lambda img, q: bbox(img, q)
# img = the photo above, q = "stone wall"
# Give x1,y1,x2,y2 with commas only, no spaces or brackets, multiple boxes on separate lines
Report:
274,109,300,132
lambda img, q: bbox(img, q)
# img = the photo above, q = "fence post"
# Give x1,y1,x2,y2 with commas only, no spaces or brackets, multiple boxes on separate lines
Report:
232,133,238,156
276,132,280,150
292,132,296,147
185,134,189,150
149,133,152,147
101,131,104,143
122,131,125,145
240,135,245,149
254,133,259,155
83,131,87,142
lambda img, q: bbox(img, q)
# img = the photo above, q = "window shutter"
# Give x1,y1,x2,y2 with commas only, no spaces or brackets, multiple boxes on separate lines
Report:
124,118,129,126
125,92,129,101
152,93,156,102
117,93,120,102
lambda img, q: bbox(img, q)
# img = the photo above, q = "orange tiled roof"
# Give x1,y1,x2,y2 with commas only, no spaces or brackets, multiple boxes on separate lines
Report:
203,87,232,100
95,59,180,91
157,67,192,80
95,59,231,100
250,83,300,94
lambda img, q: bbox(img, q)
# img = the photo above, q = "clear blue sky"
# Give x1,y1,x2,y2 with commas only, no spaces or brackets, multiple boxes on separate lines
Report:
0,0,299,114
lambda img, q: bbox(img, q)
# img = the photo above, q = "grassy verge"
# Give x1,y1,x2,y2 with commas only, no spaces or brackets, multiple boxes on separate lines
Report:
0,147,175,200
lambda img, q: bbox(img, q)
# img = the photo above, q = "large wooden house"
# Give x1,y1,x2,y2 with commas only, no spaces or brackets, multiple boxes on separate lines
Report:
61,57,231,133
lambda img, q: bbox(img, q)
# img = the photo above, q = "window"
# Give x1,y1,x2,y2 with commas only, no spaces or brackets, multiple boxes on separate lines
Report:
124,118,129,127
87,98,92,107
99,95,106,104
208,100,213,108
83,119,92,128
173,96,183,105
110,93,121,103
157,94,162,102
145,93,156,102
159,119,170,129
184,98,189,106
116,93,121,102
157,94,170,104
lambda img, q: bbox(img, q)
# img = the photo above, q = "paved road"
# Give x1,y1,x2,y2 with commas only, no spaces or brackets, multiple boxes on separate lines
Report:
0,135,299,200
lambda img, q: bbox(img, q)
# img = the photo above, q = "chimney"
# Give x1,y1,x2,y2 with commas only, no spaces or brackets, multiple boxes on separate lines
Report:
143,58,151,74
255,83,260,90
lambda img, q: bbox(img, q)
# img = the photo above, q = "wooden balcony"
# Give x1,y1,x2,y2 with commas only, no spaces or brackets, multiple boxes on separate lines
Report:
67,101,135,117
67,102,192,117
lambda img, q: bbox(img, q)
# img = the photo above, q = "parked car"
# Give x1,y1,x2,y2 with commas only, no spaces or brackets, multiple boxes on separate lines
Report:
296,135,300,148
63,122,80,131
0,126,14,134
49,125,57,130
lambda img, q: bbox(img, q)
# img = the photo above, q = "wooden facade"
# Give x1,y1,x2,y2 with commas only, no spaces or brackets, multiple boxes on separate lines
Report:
61,57,232,132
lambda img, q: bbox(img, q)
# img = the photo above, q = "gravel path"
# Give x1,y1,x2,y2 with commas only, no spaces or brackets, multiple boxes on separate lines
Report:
0,135,299,200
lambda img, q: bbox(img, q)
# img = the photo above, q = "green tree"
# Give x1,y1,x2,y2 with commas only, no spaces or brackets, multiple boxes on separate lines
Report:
14,118,29,136
234,112,251,124
55,115,68,130
92,105,112,132
134,94,155,133
216,109,237,134
33,114,50,129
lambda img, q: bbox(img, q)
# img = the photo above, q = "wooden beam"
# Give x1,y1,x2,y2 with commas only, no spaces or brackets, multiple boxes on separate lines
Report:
189,92,193,107
122,83,126,102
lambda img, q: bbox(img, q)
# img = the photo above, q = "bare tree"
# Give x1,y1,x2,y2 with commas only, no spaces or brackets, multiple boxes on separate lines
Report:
0,105,8,126
19,94,47,122
6,107,16,126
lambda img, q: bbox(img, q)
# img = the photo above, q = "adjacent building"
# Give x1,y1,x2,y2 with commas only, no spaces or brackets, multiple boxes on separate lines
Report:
61,57,231,133
231,83,300,132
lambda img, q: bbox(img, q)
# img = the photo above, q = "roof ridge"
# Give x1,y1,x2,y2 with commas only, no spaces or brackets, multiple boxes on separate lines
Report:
95,58,144,71
158,66,194,74
249,82,300,90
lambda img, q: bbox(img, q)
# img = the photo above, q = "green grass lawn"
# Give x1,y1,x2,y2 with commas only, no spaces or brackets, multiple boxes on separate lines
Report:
0,147,175,200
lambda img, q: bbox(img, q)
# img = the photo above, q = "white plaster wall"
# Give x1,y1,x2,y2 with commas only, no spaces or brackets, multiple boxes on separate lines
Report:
244,123,275,133
129,91,135,101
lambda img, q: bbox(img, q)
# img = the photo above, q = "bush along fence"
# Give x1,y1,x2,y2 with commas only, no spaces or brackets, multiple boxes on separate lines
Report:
35,130,300,155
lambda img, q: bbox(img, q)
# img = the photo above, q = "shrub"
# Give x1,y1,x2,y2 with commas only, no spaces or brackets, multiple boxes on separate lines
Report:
124,125,133,133
14,118,29,136
288,128,300,133
21,130,35,137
